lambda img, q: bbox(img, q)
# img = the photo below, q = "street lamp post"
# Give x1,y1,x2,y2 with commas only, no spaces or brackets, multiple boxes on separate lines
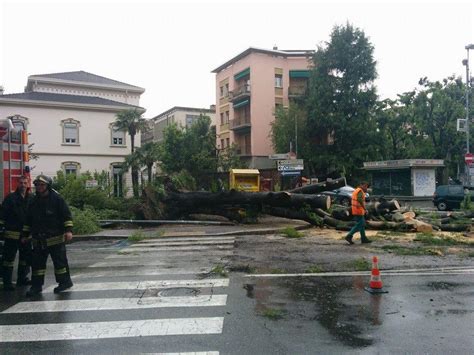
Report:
463,44,474,185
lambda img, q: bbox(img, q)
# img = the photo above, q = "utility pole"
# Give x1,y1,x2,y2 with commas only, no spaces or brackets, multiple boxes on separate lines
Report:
463,44,474,185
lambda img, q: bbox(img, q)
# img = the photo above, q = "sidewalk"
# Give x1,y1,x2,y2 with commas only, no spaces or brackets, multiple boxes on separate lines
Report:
74,216,311,241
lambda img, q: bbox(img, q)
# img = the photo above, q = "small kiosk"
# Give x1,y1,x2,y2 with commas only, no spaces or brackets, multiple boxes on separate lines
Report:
229,169,260,192
363,159,444,197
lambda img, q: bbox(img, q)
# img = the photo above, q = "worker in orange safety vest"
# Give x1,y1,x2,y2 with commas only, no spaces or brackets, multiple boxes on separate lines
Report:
345,182,372,245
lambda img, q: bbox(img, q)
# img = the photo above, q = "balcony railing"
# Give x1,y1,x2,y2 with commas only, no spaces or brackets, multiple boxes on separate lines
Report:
229,116,251,131
288,85,307,97
236,144,252,156
229,84,251,102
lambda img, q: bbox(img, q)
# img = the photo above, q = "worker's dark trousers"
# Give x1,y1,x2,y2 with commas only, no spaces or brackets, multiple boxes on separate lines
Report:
31,240,71,288
1,238,32,285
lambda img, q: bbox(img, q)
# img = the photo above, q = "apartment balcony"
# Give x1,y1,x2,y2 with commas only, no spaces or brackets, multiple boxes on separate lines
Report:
288,84,307,98
229,84,251,102
229,116,251,132
236,144,252,156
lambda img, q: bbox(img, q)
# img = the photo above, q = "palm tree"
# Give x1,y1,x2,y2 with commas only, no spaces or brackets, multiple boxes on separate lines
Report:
114,109,148,197
138,142,161,184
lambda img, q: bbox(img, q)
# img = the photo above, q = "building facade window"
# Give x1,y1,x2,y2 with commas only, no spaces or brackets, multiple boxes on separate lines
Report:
111,164,124,197
275,74,283,88
221,139,225,149
110,124,126,146
226,138,230,148
61,118,80,144
61,161,80,176
220,113,224,125
225,111,230,124
185,114,200,129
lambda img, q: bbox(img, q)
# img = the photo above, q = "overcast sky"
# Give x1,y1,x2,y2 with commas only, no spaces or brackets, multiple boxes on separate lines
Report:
1,0,473,118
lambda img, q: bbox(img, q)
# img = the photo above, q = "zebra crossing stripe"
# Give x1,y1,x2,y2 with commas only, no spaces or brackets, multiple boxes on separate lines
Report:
43,279,229,293
89,259,225,268
149,352,219,355
74,268,211,278
137,237,234,243
119,245,234,253
2,295,227,313
0,317,224,342
128,240,235,247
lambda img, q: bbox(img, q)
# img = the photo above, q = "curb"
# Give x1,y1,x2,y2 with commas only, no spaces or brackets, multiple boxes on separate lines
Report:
72,224,312,242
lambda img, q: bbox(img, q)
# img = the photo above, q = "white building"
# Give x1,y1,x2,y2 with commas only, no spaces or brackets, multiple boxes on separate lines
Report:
141,106,216,144
0,71,145,196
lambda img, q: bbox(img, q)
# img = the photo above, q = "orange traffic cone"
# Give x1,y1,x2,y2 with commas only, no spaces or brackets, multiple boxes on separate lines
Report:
365,256,388,294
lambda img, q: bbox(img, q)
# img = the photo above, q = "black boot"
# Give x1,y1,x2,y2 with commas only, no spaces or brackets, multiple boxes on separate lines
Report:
345,235,354,245
26,286,43,297
361,238,372,244
16,278,32,286
2,283,15,291
54,280,73,293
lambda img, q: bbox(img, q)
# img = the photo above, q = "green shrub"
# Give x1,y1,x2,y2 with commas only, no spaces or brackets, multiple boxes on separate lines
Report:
70,207,101,235
171,170,197,191
128,231,146,242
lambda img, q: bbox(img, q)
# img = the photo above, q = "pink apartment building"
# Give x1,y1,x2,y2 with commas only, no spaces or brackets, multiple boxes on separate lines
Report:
212,47,313,169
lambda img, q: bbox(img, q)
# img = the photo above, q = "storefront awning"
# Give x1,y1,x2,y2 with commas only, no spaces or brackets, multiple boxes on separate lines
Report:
233,99,249,109
289,70,310,78
234,68,250,80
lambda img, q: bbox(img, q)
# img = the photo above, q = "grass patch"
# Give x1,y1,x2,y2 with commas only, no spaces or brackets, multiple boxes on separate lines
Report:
229,264,257,274
261,308,286,320
414,233,471,246
281,227,304,239
153,230,164,238
210,264,228,277
305,265,324,273
381,245,443,256
375,230,404,238
270,268,286,274
345,257,371,271
128,231,146,242
465,251,474,257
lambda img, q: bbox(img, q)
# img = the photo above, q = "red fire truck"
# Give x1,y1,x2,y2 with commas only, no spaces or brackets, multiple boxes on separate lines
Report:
0,117,31,200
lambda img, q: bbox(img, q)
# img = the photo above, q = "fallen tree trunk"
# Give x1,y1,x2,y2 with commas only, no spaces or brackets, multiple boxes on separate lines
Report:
331,208,352,221
439,224,471,232
165,191,331,214
288,177,346,194
263,207,323,226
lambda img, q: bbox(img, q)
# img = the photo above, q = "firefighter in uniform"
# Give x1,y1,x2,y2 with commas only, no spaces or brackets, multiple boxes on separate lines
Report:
0,176,33,291
21,175,74,296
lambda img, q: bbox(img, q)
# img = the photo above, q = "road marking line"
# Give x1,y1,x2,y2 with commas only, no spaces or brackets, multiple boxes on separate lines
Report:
89,260,168,267
120,245,234,252
245,269,474,278
43,279,229,293
2,295,227,313
128,240,235,247
148,352,219,355
0,317,224,342
74,269,212,278
106,251,233,259
138,237,235,243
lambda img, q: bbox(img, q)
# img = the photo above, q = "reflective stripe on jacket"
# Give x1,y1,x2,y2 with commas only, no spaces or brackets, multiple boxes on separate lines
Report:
351,187,366,216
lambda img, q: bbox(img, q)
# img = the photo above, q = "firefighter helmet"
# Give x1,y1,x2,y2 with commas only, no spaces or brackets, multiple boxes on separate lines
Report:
33,174,52,186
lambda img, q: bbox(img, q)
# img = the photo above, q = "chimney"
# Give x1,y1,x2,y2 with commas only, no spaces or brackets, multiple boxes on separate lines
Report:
0,86,4,95
273,45,278,50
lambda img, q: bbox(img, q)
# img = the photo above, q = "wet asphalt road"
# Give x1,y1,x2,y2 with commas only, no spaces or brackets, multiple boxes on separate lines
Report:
0,236,473,354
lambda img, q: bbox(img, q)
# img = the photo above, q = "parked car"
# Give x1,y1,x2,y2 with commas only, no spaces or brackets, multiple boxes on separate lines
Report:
321,185,370,207
433,185,474,211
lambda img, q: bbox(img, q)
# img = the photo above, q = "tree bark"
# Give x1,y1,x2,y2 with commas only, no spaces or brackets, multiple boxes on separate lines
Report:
263,207,323,226
288,177,346,194
164,190,331,213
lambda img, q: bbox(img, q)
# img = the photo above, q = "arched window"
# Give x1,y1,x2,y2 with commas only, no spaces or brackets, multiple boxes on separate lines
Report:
61,161,81,176
61,118,80,145
7,115,29,130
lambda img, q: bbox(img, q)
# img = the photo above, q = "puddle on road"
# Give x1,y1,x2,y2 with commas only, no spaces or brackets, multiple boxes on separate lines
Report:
426,281,461,291
245,276,379,348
